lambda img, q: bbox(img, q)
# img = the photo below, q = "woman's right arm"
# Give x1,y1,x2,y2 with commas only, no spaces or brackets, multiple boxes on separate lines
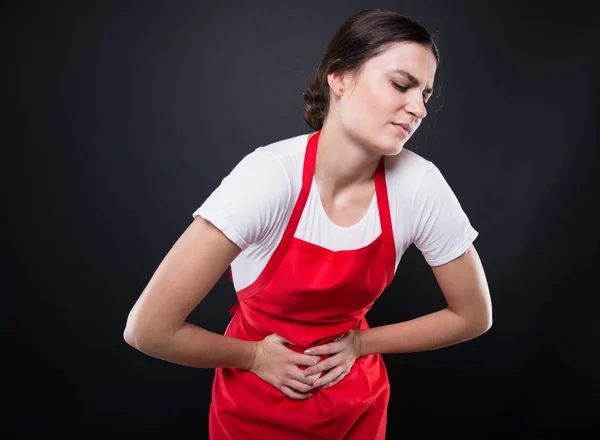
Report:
123,216,257,370
123,150,323,398
123,216,322,399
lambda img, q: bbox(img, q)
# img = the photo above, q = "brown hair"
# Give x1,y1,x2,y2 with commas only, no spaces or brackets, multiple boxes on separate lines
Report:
303,9,439,131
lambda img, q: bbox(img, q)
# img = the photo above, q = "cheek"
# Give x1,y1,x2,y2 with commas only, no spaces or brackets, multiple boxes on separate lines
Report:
364,81,392,116
343,84,390,127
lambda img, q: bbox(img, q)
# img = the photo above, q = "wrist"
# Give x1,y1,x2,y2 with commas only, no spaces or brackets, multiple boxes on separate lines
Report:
245,340,260,371
356,329,365,357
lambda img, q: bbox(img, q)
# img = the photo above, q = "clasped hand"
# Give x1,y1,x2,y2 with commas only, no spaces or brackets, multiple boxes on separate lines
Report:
249,330,362,400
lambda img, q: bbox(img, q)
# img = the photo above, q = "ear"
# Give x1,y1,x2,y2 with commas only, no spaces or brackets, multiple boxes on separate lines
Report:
327,71,348,97
327,69,359,97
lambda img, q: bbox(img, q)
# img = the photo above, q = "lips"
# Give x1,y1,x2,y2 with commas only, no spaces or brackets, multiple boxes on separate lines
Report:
392,122,412,134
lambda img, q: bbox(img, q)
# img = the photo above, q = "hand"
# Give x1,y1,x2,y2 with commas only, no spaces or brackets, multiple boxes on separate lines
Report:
301,330,362,389
248,333,322,400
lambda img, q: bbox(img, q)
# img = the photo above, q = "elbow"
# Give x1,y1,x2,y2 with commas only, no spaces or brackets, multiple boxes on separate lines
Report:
123,309,176,352
463,317,491,341
123,313,144,348
123,322,139,348
474,309,493,336
458,307,492,338
479,316,493,335
481,297,494,333
472,292,493,336
123,312,158,350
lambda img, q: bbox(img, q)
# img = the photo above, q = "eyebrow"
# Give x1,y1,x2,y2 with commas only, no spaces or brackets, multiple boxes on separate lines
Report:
392,68,433,95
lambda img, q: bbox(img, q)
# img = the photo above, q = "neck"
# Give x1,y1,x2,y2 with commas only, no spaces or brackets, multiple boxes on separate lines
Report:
312,121,381,197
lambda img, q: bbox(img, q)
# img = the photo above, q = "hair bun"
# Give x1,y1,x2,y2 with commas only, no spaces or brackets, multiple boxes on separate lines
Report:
303,81,328,131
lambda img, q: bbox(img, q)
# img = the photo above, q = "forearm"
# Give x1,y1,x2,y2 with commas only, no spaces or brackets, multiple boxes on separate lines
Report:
128,322,257,370
357,307,490,356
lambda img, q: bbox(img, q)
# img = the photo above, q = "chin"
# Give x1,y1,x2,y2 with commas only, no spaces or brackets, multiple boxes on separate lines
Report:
378,138,406,156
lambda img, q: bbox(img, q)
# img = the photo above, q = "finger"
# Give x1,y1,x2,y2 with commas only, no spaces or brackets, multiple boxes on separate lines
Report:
332,332,349,342
313,366,345,388
304,341,343,356
290,367,322,386
285,378,316,394
322,373,346,389
274,334,297,346
302,353,342,377
305,370,322,383
291,352,321,367
280,385,313,400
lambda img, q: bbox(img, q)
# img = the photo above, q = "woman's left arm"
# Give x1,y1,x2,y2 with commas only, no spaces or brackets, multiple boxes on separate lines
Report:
302,244,491,387
357,243,492,356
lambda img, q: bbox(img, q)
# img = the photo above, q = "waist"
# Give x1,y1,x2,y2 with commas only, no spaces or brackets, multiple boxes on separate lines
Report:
284,332,348,355
232,304,369,348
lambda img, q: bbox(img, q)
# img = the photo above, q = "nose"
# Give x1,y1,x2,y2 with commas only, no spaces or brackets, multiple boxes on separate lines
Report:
405,94,427,119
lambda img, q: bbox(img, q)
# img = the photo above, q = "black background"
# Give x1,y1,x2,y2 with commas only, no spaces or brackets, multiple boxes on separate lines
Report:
4,0,599,437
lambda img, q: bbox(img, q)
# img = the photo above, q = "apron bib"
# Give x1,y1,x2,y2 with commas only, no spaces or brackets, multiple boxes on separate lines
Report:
209,130,397,439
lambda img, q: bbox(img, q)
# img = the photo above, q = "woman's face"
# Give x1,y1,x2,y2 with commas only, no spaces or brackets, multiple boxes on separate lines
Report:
328,41,437,156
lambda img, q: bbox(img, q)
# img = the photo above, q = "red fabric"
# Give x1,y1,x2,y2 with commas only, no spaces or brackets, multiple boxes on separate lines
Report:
209,131,397,439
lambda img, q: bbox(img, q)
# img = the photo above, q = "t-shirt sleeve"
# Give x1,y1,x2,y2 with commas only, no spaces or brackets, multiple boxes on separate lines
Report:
411,163,479,266
192,150,292,251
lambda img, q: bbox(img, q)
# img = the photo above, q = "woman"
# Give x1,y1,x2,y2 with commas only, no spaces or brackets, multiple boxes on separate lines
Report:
124,9,492,439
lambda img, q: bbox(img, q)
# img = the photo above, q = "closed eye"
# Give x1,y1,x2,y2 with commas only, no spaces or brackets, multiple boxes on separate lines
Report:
393,81,431,105
392,81,408,92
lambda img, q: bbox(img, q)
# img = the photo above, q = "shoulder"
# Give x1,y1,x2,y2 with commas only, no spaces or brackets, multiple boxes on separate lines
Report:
225,132,309,190
254,132,309,175
192,133,311,249
384,147,435,192
247,132,310,195
256,132,310,156
219,132,312,209
385,148,463,225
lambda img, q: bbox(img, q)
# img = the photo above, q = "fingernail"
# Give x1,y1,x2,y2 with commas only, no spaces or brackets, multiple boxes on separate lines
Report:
313,380,320,387
303,369,312,376
304,349,312,354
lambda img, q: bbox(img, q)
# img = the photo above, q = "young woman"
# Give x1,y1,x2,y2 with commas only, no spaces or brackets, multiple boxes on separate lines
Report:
124,9,492,439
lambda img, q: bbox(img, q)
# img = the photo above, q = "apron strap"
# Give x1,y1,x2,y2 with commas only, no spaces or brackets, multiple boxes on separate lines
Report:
374,157,397,285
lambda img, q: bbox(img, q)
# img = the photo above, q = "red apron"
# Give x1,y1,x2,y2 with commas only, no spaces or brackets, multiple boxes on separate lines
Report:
209,130,397,439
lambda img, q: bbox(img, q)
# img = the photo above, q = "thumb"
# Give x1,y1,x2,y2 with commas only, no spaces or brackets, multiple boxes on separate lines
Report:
273,334,297,346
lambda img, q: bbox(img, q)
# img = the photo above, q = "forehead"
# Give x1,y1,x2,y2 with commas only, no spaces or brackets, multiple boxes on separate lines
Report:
363,42,437,86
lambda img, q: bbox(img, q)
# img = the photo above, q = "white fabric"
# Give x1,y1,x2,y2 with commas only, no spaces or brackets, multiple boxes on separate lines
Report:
193,133,479,291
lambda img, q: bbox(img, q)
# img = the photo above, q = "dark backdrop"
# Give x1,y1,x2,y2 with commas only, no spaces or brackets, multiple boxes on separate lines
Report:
4,0,599,437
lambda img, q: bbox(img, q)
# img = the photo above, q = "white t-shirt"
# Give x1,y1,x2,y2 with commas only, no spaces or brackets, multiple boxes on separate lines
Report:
193,132,479,291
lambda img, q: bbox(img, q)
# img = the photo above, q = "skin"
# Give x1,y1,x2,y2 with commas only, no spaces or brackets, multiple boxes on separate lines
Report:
123,41,492,400
314,41,435,228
